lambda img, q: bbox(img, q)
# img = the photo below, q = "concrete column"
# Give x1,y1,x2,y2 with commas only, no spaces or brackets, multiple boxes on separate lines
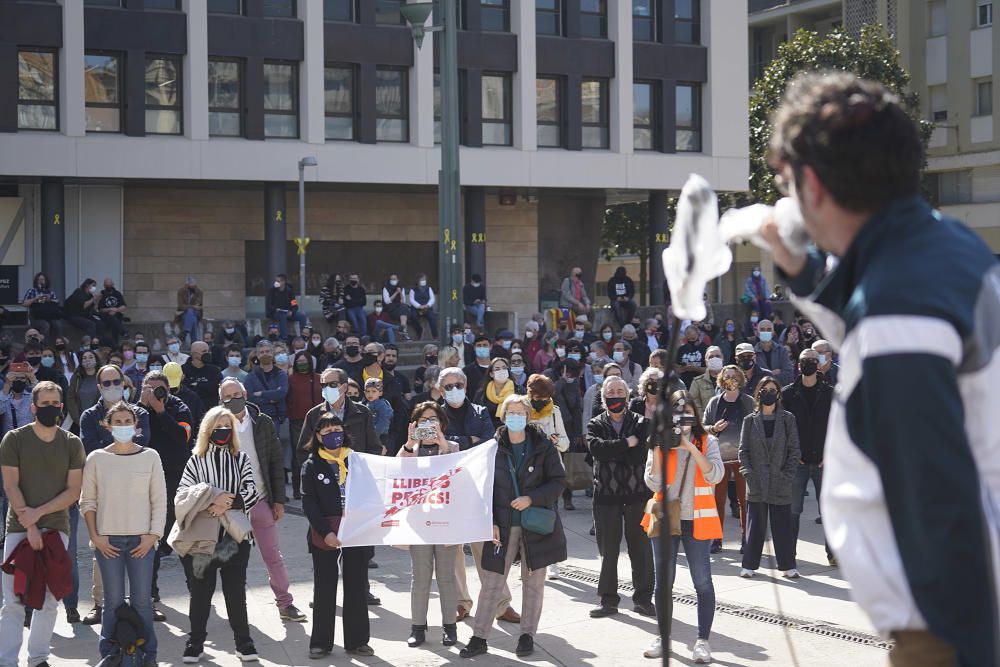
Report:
183,0,209,140
464,187,486,283
264,183,288,283
60,0,85,137
412,2,435,148
704,0,748,159
40,180,66,299
648,190,669,307
609,0,633,153
300,0,326,144
511,0,537,151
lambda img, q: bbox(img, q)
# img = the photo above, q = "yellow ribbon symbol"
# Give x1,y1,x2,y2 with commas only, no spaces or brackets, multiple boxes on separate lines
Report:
444,229,451,243
275,210,283,222
294,237,310,256
451,289,458,301
450,240,456,251
52,214,61,225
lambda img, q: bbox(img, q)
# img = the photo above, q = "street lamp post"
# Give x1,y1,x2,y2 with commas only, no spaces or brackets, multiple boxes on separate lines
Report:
402,0,462,345
297,156,318,297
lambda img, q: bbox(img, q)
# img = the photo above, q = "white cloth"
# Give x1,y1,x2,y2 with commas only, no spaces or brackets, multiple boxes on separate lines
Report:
236,412,267,501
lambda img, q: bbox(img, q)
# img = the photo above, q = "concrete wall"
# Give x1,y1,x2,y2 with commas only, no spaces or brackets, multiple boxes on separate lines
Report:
536,193,606,300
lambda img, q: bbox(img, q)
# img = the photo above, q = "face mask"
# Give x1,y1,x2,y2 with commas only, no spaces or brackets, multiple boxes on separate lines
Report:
222,396,247,415
525,331,534,339
210,427,233,446
596,375,606,385
574,330,584,340
464,331,474,344
227,356,242,368
350,279,359,286
444,387,466,406
471,282,481,288
602,332,613,342
613,351,625,363
760,391,778,407
758,331,773,343
706,357,723,372
225,327,235,335
605,397,627,414
800,359,818,376
321,431,345,450
375,307,383,315
505,414,527,433
268,333,279,341
123,351,134,361
274,353,289,365
451,334,464,346
350,395,362,403
564,375,576,384
200,353,212,365
419,279,427,287
149,364,163,373
362,352,379,367
425,355,438,366
817,354,828,366
738,357,755,371
11,380,27,394
312,337,322,346
750,316,759,325
83,358,97,370
345,345,360,357
474,347,490,359
274,281,282,289
753,270,761,278
35,404,61,427
112,425,136,443
89,285,99,295
568,352,581,361
389,279,398,287
168,343,180,355
40,357,55,369
296,363,310,373
493,369,509,383
322,386,341,405
26,356,40,368
101,385,124,402
55,343,66,352
555,348,566,359
530,398,548,412
511,366,525,377
803,328,815,338
500,340,512,350
511,348,521,355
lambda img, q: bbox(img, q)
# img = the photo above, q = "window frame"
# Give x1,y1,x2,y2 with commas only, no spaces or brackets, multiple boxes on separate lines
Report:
536,76,563,148
208,56,243,138
481,72,512,147
928,0,947,37
632,80,656,151
324,0,356,21
480,0,509,32
324,63,356,141
674,0,701,44
144,54,183,135
262,0,296,17
375,65,409,143
84,50,123,134
978,1,993,27
263,60,299,139
375,0,405,25
17,49,59,132
580,0,607,38
207,0,242,14
536,0,562,36
929,83,948,122
581,77,609,149
975,79,994,117
675,82,701,153
632,0,656,42
143,0,182,9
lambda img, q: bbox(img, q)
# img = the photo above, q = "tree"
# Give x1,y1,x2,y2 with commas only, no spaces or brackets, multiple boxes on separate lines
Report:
748,24,933,205
601,202,650,306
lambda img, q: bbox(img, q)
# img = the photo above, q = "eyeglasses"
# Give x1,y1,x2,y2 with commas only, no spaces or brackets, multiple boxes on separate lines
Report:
443,383,465,391
99,379,123,388
322,381,341,388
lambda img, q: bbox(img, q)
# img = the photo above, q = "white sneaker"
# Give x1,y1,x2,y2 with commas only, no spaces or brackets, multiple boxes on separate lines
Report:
643,637,662,659
548,564,560,580
739,568,755,578
692,638,712,663
783,568,801,579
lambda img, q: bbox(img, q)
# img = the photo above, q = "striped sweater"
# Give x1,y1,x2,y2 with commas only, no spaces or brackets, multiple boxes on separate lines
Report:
178,446,260,543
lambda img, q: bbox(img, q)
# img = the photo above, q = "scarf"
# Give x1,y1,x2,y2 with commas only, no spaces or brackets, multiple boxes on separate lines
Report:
362,367,384,383
486,380,516,417
317,447,352,487
530,398,555,421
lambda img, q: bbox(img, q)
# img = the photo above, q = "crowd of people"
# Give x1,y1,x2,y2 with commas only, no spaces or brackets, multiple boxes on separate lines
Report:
0,271,841,665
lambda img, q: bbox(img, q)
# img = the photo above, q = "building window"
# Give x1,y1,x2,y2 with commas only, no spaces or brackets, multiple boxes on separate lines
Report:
375,66,408,142
675,83,701,152
208,0,242,13
263,0,295,17
675,0,700,44
979,1,993,27
580,0,607,38
208,58,242,136
376,0,403,24
325,0,355,21
536,0,561,36
481,0,509,31
536,77,562,147
144,0,181,8
633,81,655,150
976,80,993,116
84,52,121,133
928,0,947,36
633,0,655,42
929,84,948,121
482,73,512,146
433,71,467,144
582,79,609,149
145,55,182,135
84,0,123,5
17,50,57,131
930,170,973,205
264,61,298,138
324,65,354,140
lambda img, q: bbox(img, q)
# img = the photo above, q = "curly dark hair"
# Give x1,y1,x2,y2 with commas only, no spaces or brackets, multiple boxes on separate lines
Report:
767,71,922,213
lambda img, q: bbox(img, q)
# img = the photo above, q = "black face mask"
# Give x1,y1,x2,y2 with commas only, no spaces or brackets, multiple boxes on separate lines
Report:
738,357,755,371
530,398,549,412
55,344,65,352
26,356,40,368
345,345,360,357
799,359,818,377
606,397,627,414
425,355,438,366
350,280,359,286
35,404,61,427
760,391,778,407
268,334,279,341
210,427,233,446
201,353,213,365
223,397,247,415
349,395,363,403
11,380,27,394
362,353,378,367
335,332,348,342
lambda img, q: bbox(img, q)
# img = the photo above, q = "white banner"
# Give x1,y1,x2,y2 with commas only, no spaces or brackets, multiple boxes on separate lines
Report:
337,442,497,547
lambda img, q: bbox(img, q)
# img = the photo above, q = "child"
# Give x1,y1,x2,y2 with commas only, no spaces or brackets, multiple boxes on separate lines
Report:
364,378,393,452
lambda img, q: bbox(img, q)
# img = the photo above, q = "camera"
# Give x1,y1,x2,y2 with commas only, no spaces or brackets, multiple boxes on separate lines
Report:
153,386,168,401
413,425,437,441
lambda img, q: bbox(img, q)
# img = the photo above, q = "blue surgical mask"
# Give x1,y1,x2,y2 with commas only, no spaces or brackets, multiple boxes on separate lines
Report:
452,334,464,346
135,353,149,364
275,353,289,365
613,351,625,363
123,387,130,402
759,331,773,343
444,387,466,405
568,353,581,361
149,364,163,373
111,425,136,443
464,331,474,344
167,343,180,354
602,332,613,341
228,356,241,367
505,413,527,433
511,366,525,377
574,330,584,340
725,323,735,333
322,386,341,405
474,347,490,359
40,357,55,369
817,354,828,366
500,340,512,350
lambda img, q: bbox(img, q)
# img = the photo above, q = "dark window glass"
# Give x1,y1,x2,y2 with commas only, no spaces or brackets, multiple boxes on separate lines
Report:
633,0,655,41
482,73,512,146
481,0,509,31
536,77,562,147
674,0,700,44
145,56,182,135
376,0,403,24
84,52,121,133
264,61,298,138
633,81,654,150
581,78,608,149
144,0,181,8
676,83,701,152
580,0,607,38
263,0,294,16
208,58,242,137
325,0,354,20
324,65,354,140
376,66,408,142
536,0,561,36
208,0,241,14
18,51,57,131
84,0,123,6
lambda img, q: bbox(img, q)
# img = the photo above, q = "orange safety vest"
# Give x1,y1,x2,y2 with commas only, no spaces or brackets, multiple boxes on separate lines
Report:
641,437,722,541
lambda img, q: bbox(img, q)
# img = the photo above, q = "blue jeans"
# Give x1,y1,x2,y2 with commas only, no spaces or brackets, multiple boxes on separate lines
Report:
412,307,438,338
651,520,715,640
96,535,157,661
346,306,367,337
791,462,831,558
65,504,80,610
273,309,307,338
371,319,396,344
464,303,485,327
180,307,200,341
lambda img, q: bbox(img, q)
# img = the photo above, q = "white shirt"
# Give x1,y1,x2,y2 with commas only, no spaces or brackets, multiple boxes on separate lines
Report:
646,333,660,352
236,411,267,500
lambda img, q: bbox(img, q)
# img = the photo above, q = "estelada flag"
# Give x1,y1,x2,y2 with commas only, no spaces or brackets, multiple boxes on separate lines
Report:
337,442,497,547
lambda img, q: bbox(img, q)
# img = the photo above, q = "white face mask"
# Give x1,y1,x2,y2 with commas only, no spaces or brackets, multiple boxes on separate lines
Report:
444,387,466,406
817,354,828,366
274,281,282,289
706,357,724,372
493,369,509,383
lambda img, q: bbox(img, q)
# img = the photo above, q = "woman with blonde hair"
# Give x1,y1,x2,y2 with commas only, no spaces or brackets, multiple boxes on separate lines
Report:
172,405,261,664
437,345,462,372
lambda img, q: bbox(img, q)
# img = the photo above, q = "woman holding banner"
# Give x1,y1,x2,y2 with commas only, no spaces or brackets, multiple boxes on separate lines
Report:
398,401,462,648
460,395,567,659
301,413,374,659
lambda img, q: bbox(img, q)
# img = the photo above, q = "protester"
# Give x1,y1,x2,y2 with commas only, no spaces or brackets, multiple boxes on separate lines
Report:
22,272,62,341
398,402,460,648
552,361,583,510
735,343,771,396
244,341,289,466
611,340,643,390
462,274,487,328
532,332,557,374
63,279,101,340
738,377,800,579
223,345,248,383
811,339,838,385
689,346,724,422
606,267,637,327
176,276,204,344
473,357,515,428
742,266,772,319
460,395,567,659
408,274,438,340
755,319,794,385
630,367,664,420
381,274,412,341
367,300,399,344
266,274,308,339
182,341,223,412
173,406,260,663
342,273,368,337
287,351,322,500
66,349,100,433
81,401,166,665
509,352,529,393
96,278,127,348
413,344,438,395
559,267,592,317
334,335,365,385
411,365,442,405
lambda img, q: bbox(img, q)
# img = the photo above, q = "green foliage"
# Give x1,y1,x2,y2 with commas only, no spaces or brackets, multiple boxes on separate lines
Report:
748,24,933,205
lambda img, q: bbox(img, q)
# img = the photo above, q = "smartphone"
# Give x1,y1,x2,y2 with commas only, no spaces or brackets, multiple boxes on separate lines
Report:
413,425,437,441
9,362,30,374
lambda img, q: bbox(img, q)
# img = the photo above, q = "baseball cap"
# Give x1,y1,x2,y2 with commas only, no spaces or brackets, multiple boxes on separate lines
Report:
163,362,183,388
735,343,755,356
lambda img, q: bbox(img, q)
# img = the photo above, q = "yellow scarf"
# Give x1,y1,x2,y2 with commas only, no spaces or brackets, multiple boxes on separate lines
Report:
530,398,554,421
362,367,383,383
317,446,352,487
486,380,516,418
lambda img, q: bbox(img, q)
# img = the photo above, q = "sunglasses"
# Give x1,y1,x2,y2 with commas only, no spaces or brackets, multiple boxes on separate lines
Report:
443,383,465,391
322,381,341,388
99,379,123,388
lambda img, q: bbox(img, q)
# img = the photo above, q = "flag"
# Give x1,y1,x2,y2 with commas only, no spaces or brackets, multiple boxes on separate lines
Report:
337,442,498,547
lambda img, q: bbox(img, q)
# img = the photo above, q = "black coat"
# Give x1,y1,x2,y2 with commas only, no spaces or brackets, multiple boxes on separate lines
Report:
480,425,567,574
781,378,832,465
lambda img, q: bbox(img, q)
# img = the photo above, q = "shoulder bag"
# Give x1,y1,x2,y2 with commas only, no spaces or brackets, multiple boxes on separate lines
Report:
644,453,691,538
507,454,556,536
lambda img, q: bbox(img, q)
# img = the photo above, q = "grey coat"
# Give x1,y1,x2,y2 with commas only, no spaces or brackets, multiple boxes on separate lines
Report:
738,410,800,505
